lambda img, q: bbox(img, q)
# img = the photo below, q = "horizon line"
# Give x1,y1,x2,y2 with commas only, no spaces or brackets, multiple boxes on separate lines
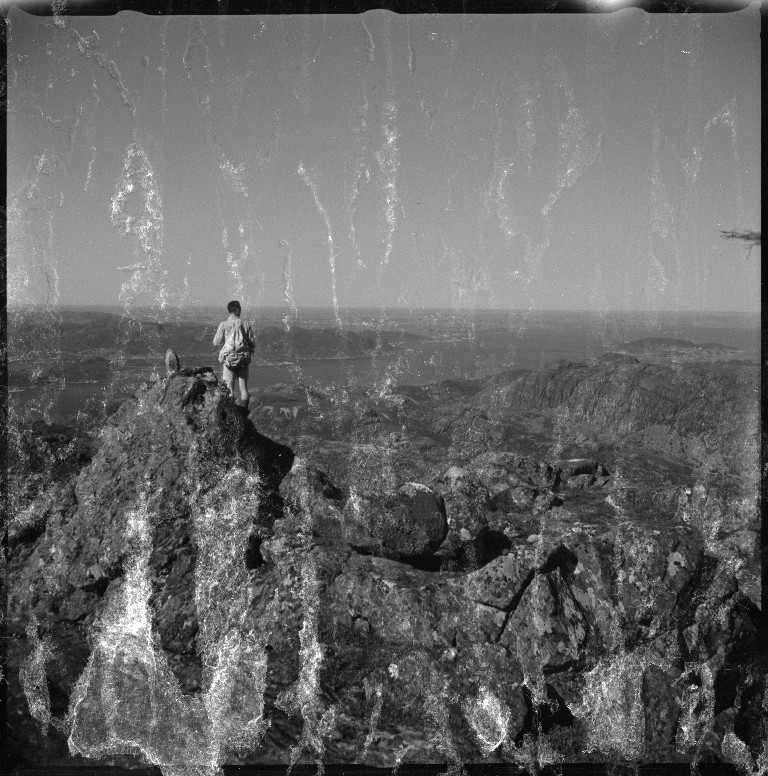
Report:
8,303,760,316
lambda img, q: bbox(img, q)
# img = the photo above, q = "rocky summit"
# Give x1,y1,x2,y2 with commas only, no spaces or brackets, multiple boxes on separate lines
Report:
7,354,763,773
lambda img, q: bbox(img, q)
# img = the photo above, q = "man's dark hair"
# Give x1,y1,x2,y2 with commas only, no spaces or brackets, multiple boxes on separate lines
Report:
227,300,241,314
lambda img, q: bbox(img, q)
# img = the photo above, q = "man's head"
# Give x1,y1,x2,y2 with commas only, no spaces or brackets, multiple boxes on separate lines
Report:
227,300,241,315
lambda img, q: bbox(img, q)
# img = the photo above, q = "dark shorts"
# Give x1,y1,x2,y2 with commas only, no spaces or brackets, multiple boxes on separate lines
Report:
223,362,249,380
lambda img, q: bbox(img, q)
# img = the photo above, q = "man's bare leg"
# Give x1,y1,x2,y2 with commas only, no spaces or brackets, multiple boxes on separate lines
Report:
237,376,249,408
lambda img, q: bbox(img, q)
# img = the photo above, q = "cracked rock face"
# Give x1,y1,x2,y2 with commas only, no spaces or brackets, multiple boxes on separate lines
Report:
501,568,588,674
8,356,763,770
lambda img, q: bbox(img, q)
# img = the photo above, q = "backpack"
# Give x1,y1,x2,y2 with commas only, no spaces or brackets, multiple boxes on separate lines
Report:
219,320,251,369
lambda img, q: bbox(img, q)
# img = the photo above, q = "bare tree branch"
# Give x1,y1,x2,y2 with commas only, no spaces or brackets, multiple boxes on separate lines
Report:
720,229,761,259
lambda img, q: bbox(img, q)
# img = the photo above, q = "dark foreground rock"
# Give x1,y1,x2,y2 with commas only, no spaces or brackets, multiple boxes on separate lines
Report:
7,354,763,773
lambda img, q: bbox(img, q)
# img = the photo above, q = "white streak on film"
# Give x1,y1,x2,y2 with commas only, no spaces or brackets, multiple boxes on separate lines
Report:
346,94,370,268
377,17,402,276
280,239,298,329
275,463,335,773
362,682,384,760
111,135,169,313
20,616,55,734
67,468,270,772
297,161,343,331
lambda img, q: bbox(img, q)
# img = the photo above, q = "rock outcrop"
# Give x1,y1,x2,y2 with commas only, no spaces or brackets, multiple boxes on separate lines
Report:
7,354,763,773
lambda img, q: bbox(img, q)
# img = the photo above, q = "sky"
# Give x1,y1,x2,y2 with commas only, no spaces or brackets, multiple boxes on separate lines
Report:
6,7,761,313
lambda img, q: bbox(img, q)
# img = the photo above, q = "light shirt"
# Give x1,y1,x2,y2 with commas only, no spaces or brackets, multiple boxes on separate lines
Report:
213,314,255,352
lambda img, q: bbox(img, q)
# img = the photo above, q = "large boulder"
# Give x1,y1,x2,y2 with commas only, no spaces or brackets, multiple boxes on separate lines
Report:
340,483,448,560
276,463,448,562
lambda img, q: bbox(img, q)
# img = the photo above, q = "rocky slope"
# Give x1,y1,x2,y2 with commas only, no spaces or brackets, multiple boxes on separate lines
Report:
7,353,764,773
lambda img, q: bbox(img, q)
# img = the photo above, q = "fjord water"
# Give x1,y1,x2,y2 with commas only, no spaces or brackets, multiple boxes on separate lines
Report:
9,307,760,424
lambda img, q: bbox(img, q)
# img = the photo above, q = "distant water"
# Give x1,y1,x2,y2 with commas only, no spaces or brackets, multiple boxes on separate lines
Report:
9,307,760,424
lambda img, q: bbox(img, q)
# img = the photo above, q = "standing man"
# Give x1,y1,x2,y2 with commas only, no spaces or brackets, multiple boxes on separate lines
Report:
213,300,255,408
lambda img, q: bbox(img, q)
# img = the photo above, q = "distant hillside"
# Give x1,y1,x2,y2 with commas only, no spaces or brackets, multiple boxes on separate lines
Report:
619,336,738,353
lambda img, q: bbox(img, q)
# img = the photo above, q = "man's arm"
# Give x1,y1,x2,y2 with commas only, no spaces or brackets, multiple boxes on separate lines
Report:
246,323,256,353
213,322,225,347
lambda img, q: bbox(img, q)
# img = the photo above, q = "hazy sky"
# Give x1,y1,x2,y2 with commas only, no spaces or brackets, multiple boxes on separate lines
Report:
7,7,761,313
